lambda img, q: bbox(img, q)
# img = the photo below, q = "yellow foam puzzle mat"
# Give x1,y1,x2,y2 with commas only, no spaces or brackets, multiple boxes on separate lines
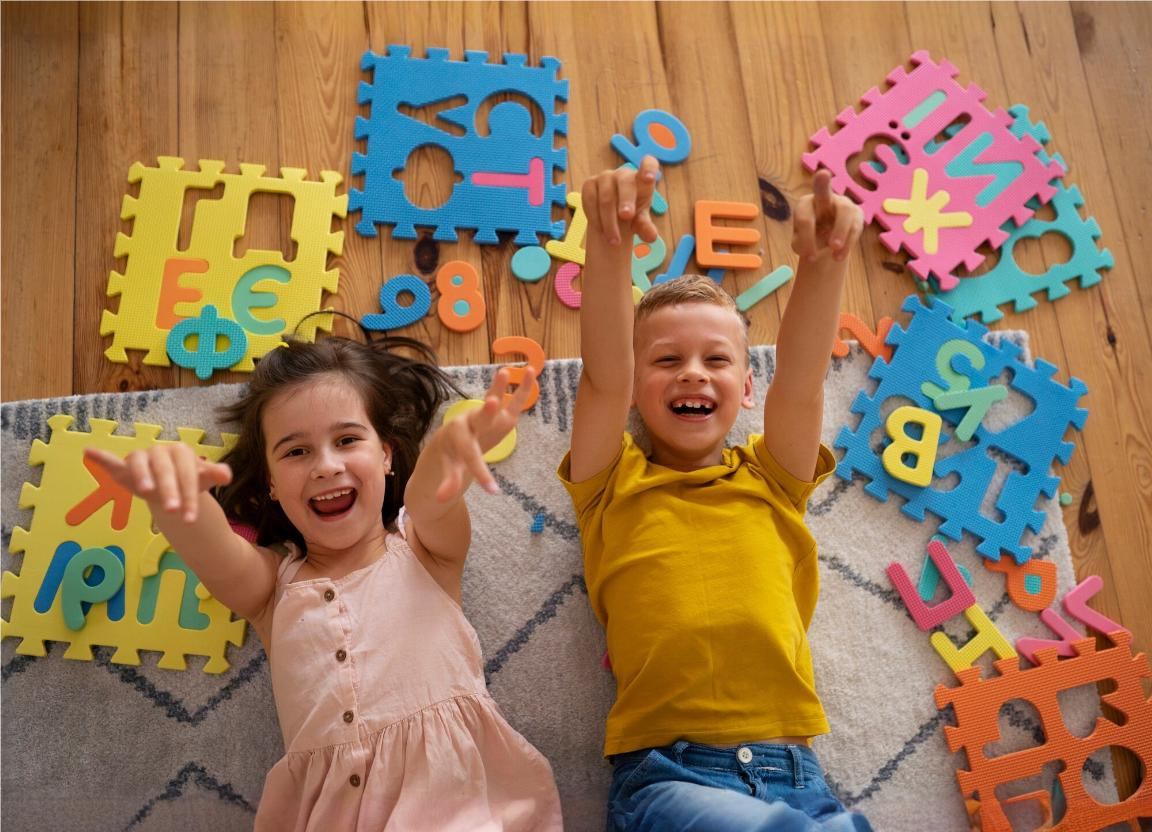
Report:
99,157,347,376
1,415,247,673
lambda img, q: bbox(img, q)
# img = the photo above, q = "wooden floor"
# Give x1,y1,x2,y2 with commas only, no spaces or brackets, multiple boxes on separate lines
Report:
3,0,1150,797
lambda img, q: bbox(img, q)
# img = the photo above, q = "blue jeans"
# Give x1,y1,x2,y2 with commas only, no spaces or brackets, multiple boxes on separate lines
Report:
607,741,874,832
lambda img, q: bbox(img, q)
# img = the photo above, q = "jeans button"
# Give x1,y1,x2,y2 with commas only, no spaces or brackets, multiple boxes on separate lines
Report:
737,746,753,764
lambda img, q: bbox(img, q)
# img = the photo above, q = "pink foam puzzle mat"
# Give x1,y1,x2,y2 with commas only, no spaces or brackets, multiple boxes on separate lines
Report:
928,105,1113,323
802,51,1066,290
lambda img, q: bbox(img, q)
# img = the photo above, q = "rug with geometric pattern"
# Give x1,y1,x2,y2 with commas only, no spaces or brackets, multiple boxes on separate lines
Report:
1,337,1115,831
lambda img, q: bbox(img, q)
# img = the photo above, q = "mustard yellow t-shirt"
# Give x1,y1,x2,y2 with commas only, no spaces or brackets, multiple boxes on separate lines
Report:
558,433,836,756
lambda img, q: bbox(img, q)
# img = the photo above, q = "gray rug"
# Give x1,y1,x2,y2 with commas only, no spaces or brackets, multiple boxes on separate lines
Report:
1,338,1115,831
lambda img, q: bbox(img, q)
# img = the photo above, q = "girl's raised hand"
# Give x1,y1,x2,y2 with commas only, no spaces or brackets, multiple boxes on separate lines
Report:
581,154,660,247
84,444,233,524
434,367,537,502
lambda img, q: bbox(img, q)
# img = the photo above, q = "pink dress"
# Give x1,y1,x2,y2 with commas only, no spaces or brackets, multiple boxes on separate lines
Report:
254,524,563,831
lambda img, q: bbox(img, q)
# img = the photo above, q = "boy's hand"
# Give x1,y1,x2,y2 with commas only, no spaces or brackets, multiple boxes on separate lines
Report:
84,445,232,524
434,367,536,502
792,169,864,263
581,155,660,247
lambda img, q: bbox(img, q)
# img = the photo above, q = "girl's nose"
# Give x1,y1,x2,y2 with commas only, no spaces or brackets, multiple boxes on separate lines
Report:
311,448,344,478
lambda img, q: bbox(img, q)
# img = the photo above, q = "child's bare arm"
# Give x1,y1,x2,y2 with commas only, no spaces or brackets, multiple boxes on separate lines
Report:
84,445,279,620
403,367,536,566
568,155,660,483
762,170,863,480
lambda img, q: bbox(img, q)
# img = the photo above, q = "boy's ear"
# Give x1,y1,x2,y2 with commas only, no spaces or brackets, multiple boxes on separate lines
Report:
741,367,755,409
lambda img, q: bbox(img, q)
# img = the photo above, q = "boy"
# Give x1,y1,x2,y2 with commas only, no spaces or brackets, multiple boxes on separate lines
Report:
559,155,873,831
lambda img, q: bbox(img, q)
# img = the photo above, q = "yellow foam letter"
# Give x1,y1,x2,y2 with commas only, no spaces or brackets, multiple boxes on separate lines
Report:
882,406,942,486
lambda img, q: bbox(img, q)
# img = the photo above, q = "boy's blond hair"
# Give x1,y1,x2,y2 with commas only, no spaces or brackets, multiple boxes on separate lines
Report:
634,274,750,350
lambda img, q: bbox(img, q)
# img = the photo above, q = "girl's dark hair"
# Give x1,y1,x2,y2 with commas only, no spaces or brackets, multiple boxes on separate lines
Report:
215,317,460,549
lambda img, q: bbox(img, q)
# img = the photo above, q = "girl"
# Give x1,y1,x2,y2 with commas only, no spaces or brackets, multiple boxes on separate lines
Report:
86,331,563,831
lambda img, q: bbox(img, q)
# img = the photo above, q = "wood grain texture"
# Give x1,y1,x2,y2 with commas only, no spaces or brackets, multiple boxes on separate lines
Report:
1,2,78,400
75,1,180,394
3,0,1150,797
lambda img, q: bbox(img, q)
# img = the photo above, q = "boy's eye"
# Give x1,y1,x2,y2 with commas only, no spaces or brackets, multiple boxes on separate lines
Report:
655,356,679,364
708,356,732,364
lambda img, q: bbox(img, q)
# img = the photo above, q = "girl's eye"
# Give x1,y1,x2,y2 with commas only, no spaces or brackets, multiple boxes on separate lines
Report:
337,435,360,447
283,447,306,458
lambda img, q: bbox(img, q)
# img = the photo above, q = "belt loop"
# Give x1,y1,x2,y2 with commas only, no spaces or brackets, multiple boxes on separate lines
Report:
788,745,805,789
671,740,690,765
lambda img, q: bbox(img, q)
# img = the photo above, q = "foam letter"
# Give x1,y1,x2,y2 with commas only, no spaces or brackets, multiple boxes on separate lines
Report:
931,604,1017,673
889,538,977,630
155,258,208,329
882,406,942,486
694,201,762,270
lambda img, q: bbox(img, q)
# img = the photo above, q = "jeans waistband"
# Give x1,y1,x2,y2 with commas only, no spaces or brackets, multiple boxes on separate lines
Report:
612,740,823,789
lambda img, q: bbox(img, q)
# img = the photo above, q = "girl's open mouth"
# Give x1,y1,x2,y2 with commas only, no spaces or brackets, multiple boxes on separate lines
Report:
309,488,357,517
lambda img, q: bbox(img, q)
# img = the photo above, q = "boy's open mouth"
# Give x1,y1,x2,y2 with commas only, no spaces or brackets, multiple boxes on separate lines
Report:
310,488,357,517
670,397,716,418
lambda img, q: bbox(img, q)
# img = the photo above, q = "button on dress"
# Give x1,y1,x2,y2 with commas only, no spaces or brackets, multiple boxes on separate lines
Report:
254,526,563,831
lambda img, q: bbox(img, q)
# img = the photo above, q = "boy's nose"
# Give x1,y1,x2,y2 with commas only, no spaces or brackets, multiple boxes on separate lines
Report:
677,362,708,383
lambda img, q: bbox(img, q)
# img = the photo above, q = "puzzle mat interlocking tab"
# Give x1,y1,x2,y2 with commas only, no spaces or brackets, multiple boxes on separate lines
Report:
929,105,1113,323
2,415,245,673
100,157,346,372
834,295,1088,563
350,45,569,244
803,51,1066,290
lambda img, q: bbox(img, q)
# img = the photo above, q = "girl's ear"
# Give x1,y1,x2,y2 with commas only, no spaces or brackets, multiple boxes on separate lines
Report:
380,440,393,471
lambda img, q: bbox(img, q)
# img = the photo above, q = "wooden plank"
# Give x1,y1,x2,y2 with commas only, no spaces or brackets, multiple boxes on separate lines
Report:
273,2,375,344
994,2,1152,800
816,2,921,327
987,1,1152,656
462,1,547,372
176,1,279,388
75,1,180,396
530,0,671,361
1,2,77,401
1070,1,1152,341
728,2,876,340
653,2,781,346
357,3,499,371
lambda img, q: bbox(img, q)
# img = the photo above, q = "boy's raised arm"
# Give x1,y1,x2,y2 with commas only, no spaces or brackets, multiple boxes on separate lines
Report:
568,156,660,483
762,170,863,482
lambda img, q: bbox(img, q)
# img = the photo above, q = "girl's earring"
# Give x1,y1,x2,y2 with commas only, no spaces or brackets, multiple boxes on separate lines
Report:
268,486,278,501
